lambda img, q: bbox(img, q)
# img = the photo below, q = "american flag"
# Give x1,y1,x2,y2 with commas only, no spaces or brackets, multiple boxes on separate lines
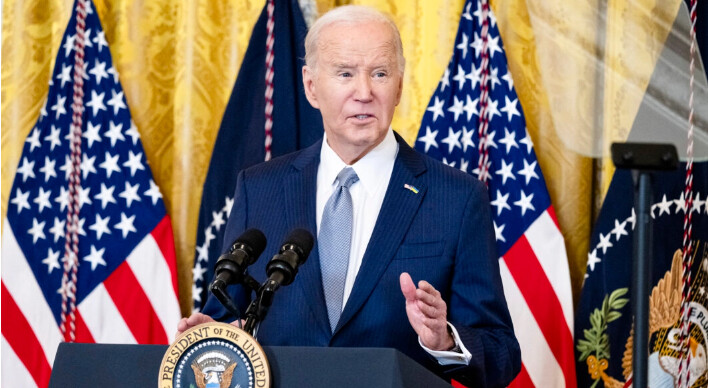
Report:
414,1,576,386
1,1,180,386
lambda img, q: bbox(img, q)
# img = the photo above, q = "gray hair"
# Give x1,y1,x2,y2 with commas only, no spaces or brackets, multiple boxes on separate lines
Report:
304,5,405,75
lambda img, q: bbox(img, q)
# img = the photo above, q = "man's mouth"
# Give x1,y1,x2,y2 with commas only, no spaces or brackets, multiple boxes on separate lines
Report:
354,114,373,120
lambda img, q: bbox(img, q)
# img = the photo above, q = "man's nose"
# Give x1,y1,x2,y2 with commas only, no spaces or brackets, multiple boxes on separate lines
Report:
353,75,373,102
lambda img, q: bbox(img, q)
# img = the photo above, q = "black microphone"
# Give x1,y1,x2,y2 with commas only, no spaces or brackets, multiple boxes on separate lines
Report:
263,228,315,292
210,228,267,291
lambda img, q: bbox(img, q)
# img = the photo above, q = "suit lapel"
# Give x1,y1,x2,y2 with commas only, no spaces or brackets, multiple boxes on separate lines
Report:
335,134,428,334
282,140,331,337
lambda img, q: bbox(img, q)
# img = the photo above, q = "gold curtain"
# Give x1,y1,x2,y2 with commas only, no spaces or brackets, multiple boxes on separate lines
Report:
4,0,677,315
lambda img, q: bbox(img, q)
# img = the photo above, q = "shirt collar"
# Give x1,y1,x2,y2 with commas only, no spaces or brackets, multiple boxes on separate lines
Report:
319,129,398,194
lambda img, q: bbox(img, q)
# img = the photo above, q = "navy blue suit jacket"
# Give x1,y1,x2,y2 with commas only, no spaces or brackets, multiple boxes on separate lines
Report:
203,133,521,387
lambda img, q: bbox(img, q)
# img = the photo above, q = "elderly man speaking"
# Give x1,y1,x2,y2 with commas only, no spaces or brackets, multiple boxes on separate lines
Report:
179,5,521,387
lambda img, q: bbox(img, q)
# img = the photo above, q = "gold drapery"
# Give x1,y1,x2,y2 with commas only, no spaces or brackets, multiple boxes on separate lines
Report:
2,0,679,315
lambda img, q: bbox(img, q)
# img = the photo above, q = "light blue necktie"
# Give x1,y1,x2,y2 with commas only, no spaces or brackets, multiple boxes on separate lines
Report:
319,167,359,332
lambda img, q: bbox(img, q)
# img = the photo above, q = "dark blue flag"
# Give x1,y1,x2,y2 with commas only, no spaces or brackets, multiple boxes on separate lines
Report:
575,163,708,387
192,0,322,311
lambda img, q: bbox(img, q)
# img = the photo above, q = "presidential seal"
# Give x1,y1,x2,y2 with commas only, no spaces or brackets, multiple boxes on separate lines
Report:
159,322,271,388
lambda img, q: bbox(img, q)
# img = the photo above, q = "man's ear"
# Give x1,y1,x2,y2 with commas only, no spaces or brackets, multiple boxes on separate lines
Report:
302,66,319,109
394,74,403,106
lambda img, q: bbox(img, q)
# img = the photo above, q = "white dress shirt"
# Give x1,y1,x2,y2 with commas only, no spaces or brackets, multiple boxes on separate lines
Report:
316,129,471,365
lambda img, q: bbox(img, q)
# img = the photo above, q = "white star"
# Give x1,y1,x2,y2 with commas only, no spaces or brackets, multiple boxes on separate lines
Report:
11,188,31,214
114,213,137,238
28,218,46,243
125,121,141,145
490,190,511,216
77,217,87,236
59,155,72,180
123,151,145,177
691,192,704,215
204,227,216,247
95,183,117,209
119,182,141,207
211,210,226,231
489,67,502,91
86,90,106,117
40,99,48,120
479,130,498,151
39,156,57,182
440,68,450,92
89,59,109,85
192,284,203,303
49,217,65,242
105,121,125,146
495,159,515,185
500,96,521,122
55,186,69,211
107,90,127,116
417,126,439,153
83,122,102,148
441,127,462,154
33,187,52,213
144,179,162,205
462,95,479,122
89,214,111,240
456,33,469,59
461,126,475,152
453,65,467,90
78,186,92,209
502,69,514,90
25,127,42,152
487,35,502,58
447,96,465,122
223,197,234,215
42,248,61,274
193,261,207,282
83,29,93,48
493,221,506,243
93,30,108,52
470,32,484,58
16,157,36,182
63,34,76,57
485,98,501,122
426,96,445,122
442,157,456,168
196,243,209,263
514,190,535,216
83,245,107,271
99,152,121,178
655,194,673,216
56,63,72,88
587,249,601,271
462,1,472,20
498,128,519,154
517,159,539,185
51,95,67,120
628,209,637,230
44,125,62,151
466,63,482,90
675,192,687,214
610,219,628,241
519,131,534,153
107,66,119,83
597,232,613,254
81,153,97,179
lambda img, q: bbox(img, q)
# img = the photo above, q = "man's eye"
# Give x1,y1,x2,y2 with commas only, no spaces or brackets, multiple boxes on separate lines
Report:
339,72,351,77
374,72,387,78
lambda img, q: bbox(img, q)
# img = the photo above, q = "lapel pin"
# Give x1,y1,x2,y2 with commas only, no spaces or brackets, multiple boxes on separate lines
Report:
404,184,419,194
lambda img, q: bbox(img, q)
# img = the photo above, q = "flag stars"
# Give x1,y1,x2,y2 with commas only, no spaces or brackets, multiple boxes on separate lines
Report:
84,245,107,271
125,121,141,145
462,95,479,122
26,128,42,152
45,125,62,151
440,68,450,92
517,159,539,185
447,96,465,122
452,65,468,89
597,232,613,254
514,191,535,216
81,153,97,179
107,66,119,83
674,192,687,214
40,156,57,182
470,32,484,58
89,59,109,85
500,96,521,122
456,33,469,59
107,90,127,116
490,190,511,215
105,121,125,146
99,152,121,178
502,70,514,90
34,187,53,213
495,159,515,185
441,127,462,154
114,213,137,238
417,126,439,153
459,158,469,173
51,95,67,120
498,128,518,154
93,30,108,52
493,221,506,243
691,192,704,215
56,186,70,211
587,249,601,272
610,219,628,241
79,186,93,209
211,210,226,231
442,157,456,168
519,132,534,154
95,183,117,209
144,179,163,205
63,34,76,57
89,214,111,240
28,218,46,243
223,196,234,215
466,63,482,90
86,90,107,117
59,155,73,180
489,67,501,91
195,243,209,263
16,157,36,182
123,151,145,177
42,248,61,274
11,188,31,214
461,126,475,152
487,35,502,59
83,122,102,148
426,96,445,122
119,182,141,207
49,217,66,242
56,64,72,88
193,261,207,283
192,284,203,303
204,227,216,248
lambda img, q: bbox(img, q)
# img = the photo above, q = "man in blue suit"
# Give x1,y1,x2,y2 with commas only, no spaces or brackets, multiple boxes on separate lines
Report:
179,6,520,387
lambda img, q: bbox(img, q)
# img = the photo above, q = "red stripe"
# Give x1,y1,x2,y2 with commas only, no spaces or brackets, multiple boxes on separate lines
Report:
547,206,561,229
508,363,534,388
451,379,467,388
103,262,169,344
1,282,53,387
151,216,179,299
73,310,95,343
504,235,577,388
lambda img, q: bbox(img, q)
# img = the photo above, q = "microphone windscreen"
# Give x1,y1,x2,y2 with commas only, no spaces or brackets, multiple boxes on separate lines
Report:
235,228,267,256
283,228,315,257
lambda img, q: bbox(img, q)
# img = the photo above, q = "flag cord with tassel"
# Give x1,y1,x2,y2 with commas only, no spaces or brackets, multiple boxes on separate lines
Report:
475,0,491,184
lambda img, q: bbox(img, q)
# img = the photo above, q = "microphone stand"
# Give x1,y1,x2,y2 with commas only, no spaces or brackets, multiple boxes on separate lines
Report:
210,272,262,330
243,279,280,335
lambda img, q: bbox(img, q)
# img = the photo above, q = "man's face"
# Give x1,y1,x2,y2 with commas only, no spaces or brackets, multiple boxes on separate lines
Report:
303,20,403,164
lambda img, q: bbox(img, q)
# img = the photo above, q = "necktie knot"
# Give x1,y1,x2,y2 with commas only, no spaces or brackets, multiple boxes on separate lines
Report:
337,167,359,189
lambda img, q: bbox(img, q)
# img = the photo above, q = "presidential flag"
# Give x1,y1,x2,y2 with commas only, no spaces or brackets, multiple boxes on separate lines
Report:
575,164,708,387
414,0,576,386
1,1,180,386
191,0,322,311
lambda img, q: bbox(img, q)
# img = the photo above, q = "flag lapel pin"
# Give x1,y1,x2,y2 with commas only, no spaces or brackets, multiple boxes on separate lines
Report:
404,184,419,194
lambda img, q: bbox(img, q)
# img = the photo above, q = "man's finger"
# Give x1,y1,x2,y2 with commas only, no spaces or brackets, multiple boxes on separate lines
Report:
399,272,417,301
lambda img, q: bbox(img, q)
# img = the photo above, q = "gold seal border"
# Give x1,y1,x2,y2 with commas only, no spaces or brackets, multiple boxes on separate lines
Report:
158,322,271,388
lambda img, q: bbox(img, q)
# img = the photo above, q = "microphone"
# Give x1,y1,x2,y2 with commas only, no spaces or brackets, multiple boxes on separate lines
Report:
209,228,267,292
263,228,315,292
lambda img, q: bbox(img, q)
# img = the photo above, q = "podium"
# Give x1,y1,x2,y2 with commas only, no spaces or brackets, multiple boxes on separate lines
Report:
48,343,452,387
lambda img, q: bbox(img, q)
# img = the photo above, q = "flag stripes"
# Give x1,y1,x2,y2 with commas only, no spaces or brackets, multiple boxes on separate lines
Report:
79,284,136,344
